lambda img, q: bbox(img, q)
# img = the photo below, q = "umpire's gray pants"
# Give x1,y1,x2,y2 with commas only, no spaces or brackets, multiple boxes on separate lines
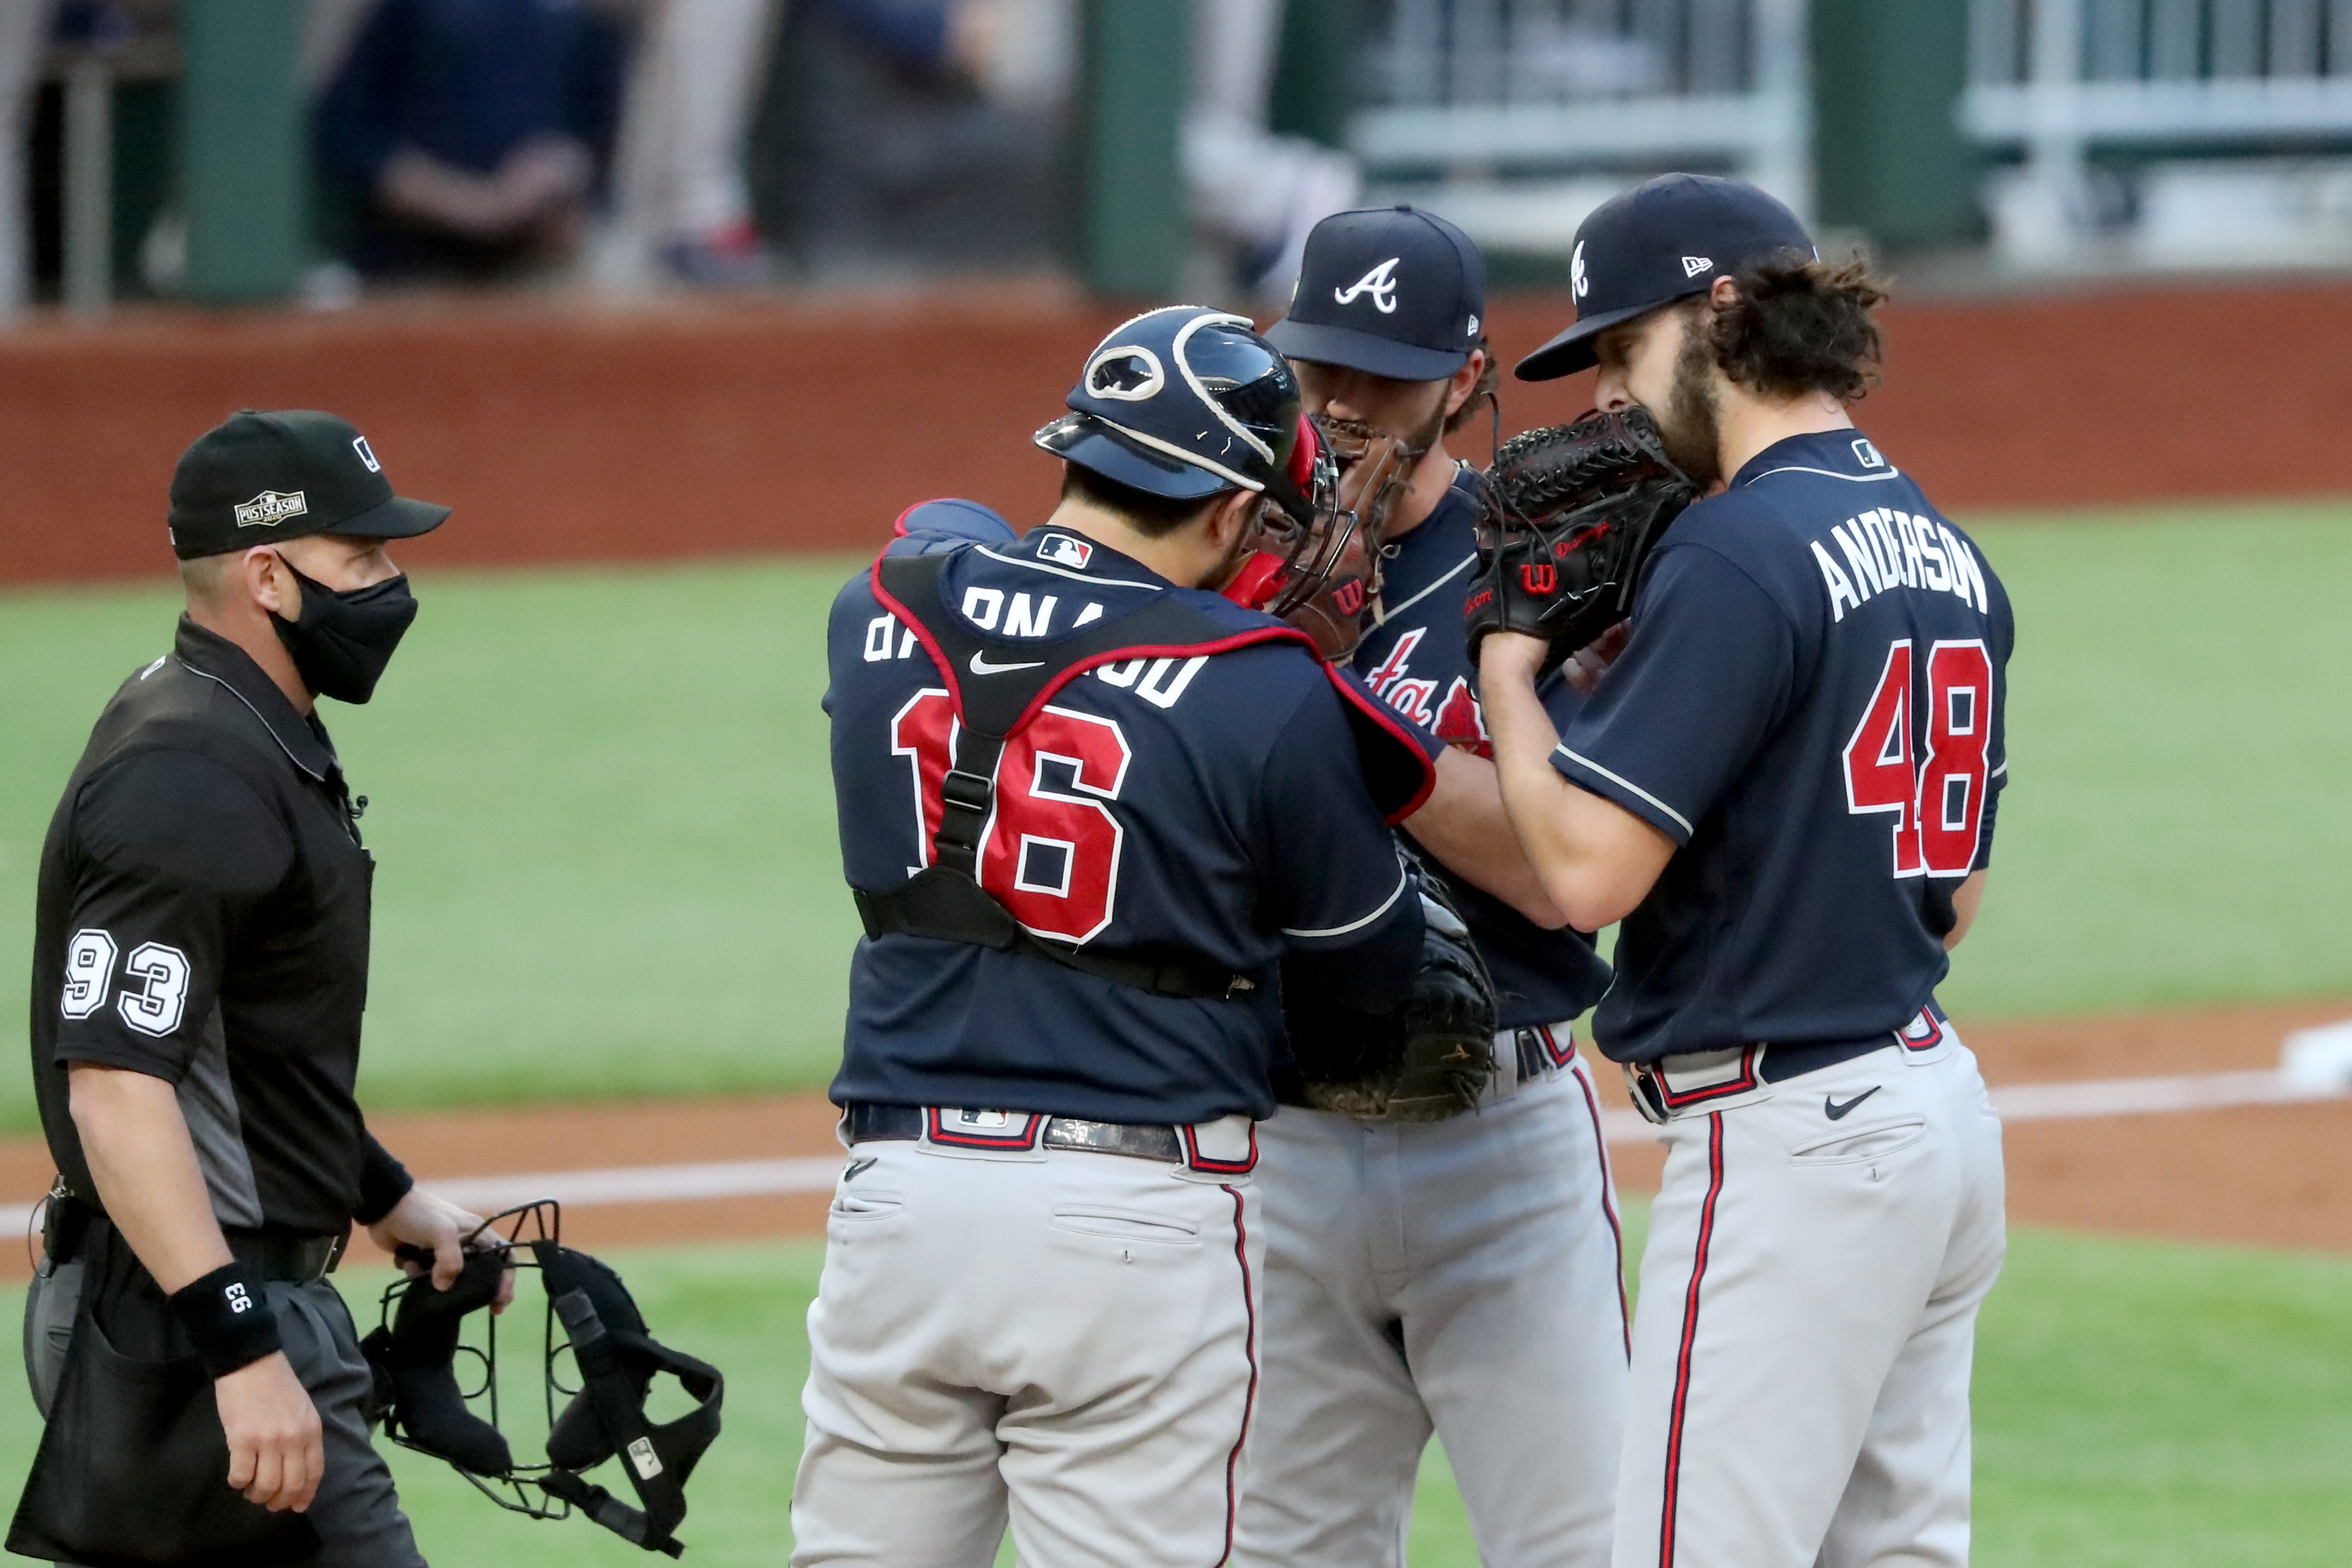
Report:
1234,1039,1630,1568
27,1269,427,1568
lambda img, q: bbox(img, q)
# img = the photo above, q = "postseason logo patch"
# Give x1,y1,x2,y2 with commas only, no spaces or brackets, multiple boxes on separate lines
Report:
233,489,309,529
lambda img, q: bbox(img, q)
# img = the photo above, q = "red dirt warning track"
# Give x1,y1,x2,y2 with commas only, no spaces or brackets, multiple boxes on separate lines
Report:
4,276,2349,587
1,999,2342,1280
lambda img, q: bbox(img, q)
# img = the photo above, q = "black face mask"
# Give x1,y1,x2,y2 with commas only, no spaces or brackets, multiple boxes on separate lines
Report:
272,565,418,704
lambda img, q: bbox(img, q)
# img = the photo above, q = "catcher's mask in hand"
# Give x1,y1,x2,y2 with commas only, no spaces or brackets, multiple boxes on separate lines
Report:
361,1203,724,1559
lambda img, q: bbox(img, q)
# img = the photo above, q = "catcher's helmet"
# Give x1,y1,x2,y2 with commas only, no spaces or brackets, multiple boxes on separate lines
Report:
1037,306,1314,524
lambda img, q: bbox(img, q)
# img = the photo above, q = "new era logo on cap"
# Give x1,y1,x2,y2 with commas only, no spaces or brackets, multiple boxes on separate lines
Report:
1682,255,1714,277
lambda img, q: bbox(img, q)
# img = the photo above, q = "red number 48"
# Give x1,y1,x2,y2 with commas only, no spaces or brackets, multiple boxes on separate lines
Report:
1842,639,1994,878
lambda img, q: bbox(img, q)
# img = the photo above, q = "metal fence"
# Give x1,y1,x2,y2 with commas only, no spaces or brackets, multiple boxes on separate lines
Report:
1964,0,2352,192
1351,0,1812,225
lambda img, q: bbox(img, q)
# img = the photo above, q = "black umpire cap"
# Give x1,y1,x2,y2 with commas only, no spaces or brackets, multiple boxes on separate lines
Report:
1267,205,1485,382
1515,174,1816,382
168,409,451,560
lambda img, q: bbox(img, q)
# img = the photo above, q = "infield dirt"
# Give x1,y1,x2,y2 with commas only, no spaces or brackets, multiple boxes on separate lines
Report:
2,998,2341,1281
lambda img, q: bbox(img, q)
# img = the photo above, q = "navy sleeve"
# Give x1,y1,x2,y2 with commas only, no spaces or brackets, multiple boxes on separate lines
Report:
1257,678,1418,951
52,751,293,1081
1974,572,2015,873
1552,544,1797,844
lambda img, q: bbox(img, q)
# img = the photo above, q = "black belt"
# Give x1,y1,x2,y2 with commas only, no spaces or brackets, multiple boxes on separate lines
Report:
224,1228,349,1282
842,1103,1185,1163
42,1186,345,1281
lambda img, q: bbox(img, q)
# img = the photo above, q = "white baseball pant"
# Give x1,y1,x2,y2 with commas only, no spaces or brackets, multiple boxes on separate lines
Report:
1614,1021,2007,1568
790,1115,1264,1568
1235,1030,1630,1568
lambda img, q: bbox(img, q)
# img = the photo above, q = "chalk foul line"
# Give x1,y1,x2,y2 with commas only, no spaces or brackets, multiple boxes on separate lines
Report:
383,1069,2349,1214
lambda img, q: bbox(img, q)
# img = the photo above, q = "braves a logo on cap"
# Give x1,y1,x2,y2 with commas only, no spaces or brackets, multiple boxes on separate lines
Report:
233,490,309,529
1571,242,1589,300
1038,533,1093,569
1334,258,1402,315
351,435,381,473
1682,255,1714,278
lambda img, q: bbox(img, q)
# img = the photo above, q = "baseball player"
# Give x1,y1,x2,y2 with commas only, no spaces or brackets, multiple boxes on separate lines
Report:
795,306,1441,1568
1236,206,1629,1567
1475,174,2013,1567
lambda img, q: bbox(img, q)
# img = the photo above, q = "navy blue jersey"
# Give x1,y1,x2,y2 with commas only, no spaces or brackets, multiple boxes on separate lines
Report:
1553,431,2014,1064
825,502,1427,1123
1354,468,1613,1027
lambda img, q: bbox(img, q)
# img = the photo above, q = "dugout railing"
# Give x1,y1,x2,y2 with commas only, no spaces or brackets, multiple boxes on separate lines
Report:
1348,0,1813,255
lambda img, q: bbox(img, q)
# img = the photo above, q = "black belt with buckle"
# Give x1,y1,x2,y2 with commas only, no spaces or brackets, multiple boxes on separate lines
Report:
224,1227,349,1281
842,1103,1184,1163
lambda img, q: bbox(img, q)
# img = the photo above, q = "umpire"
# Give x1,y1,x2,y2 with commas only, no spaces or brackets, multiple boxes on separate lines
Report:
13,411,501,1567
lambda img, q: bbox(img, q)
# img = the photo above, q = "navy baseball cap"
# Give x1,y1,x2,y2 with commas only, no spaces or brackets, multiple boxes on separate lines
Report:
1515,174,1816,382
1037,306,1302,502
1266,205,1485,382
168,409,450,560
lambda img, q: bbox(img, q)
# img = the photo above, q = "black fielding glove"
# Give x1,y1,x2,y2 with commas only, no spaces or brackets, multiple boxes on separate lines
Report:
1288,857,1502,1123
1465,408,1699,673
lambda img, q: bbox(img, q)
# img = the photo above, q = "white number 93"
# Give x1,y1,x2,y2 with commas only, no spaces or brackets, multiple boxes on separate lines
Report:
61,929,191,1037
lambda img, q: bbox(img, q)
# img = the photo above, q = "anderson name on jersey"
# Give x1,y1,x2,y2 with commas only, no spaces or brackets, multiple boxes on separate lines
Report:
1551,431,2015,1064
825,501,1427,1126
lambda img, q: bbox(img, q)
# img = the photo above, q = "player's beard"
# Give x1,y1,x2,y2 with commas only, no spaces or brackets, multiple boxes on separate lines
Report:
1653,320,1725,491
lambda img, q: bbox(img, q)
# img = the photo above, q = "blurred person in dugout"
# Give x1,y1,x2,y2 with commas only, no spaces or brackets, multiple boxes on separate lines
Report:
312,0,631,281
0,0,58,317
1188,0,1360,299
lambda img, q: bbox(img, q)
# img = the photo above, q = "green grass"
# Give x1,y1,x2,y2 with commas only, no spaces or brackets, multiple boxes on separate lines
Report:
0,1214,2343,1564
1941,501,2352,1019
2,501,2349,1129
0,560,866,1129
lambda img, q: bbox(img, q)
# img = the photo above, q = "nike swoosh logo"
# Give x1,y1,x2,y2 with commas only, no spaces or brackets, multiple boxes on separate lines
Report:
969,652,1044,675
843,1157,877,1182
1824,1086,1882,1121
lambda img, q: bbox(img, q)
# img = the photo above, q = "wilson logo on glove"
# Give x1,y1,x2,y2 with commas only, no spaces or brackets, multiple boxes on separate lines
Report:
1520,563,1558,594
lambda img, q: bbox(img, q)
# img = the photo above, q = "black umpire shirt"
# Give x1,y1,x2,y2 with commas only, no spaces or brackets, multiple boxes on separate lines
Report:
30,617,414,1239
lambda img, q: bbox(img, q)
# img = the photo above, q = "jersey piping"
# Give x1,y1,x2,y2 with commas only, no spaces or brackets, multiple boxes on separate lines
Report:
177,658,329,782
1277,859,1409,938
1554,743,1696,836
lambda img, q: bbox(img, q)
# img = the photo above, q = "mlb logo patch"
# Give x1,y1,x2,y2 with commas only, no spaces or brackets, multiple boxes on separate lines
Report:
1851,438,1886,470
351,435,382,473
1038,533,1093,570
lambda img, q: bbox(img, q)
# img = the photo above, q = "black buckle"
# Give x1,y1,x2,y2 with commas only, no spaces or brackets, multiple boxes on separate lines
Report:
940,770,992,815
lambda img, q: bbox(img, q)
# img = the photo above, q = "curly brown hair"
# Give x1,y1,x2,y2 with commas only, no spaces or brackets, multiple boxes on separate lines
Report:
1442,335,1503,436
1706,252,1889,404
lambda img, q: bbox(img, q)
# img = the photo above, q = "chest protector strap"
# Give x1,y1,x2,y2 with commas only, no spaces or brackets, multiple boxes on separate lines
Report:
854,549,1306,1001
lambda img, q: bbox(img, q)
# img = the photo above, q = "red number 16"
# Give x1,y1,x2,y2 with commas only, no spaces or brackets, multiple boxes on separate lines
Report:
891,690,1132,943
1842,638,1994,878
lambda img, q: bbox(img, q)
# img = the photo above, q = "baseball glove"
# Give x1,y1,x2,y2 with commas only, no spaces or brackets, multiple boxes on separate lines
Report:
1288,863,1501,1123
1464,408,1698,671
1264,417,1419,661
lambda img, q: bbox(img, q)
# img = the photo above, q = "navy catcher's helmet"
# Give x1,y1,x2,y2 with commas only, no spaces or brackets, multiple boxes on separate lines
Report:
1036,306,1315,526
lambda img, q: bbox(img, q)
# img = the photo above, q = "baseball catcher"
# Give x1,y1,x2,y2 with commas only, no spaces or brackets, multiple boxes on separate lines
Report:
1283,851,1501,1122
1463,407,1699,673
